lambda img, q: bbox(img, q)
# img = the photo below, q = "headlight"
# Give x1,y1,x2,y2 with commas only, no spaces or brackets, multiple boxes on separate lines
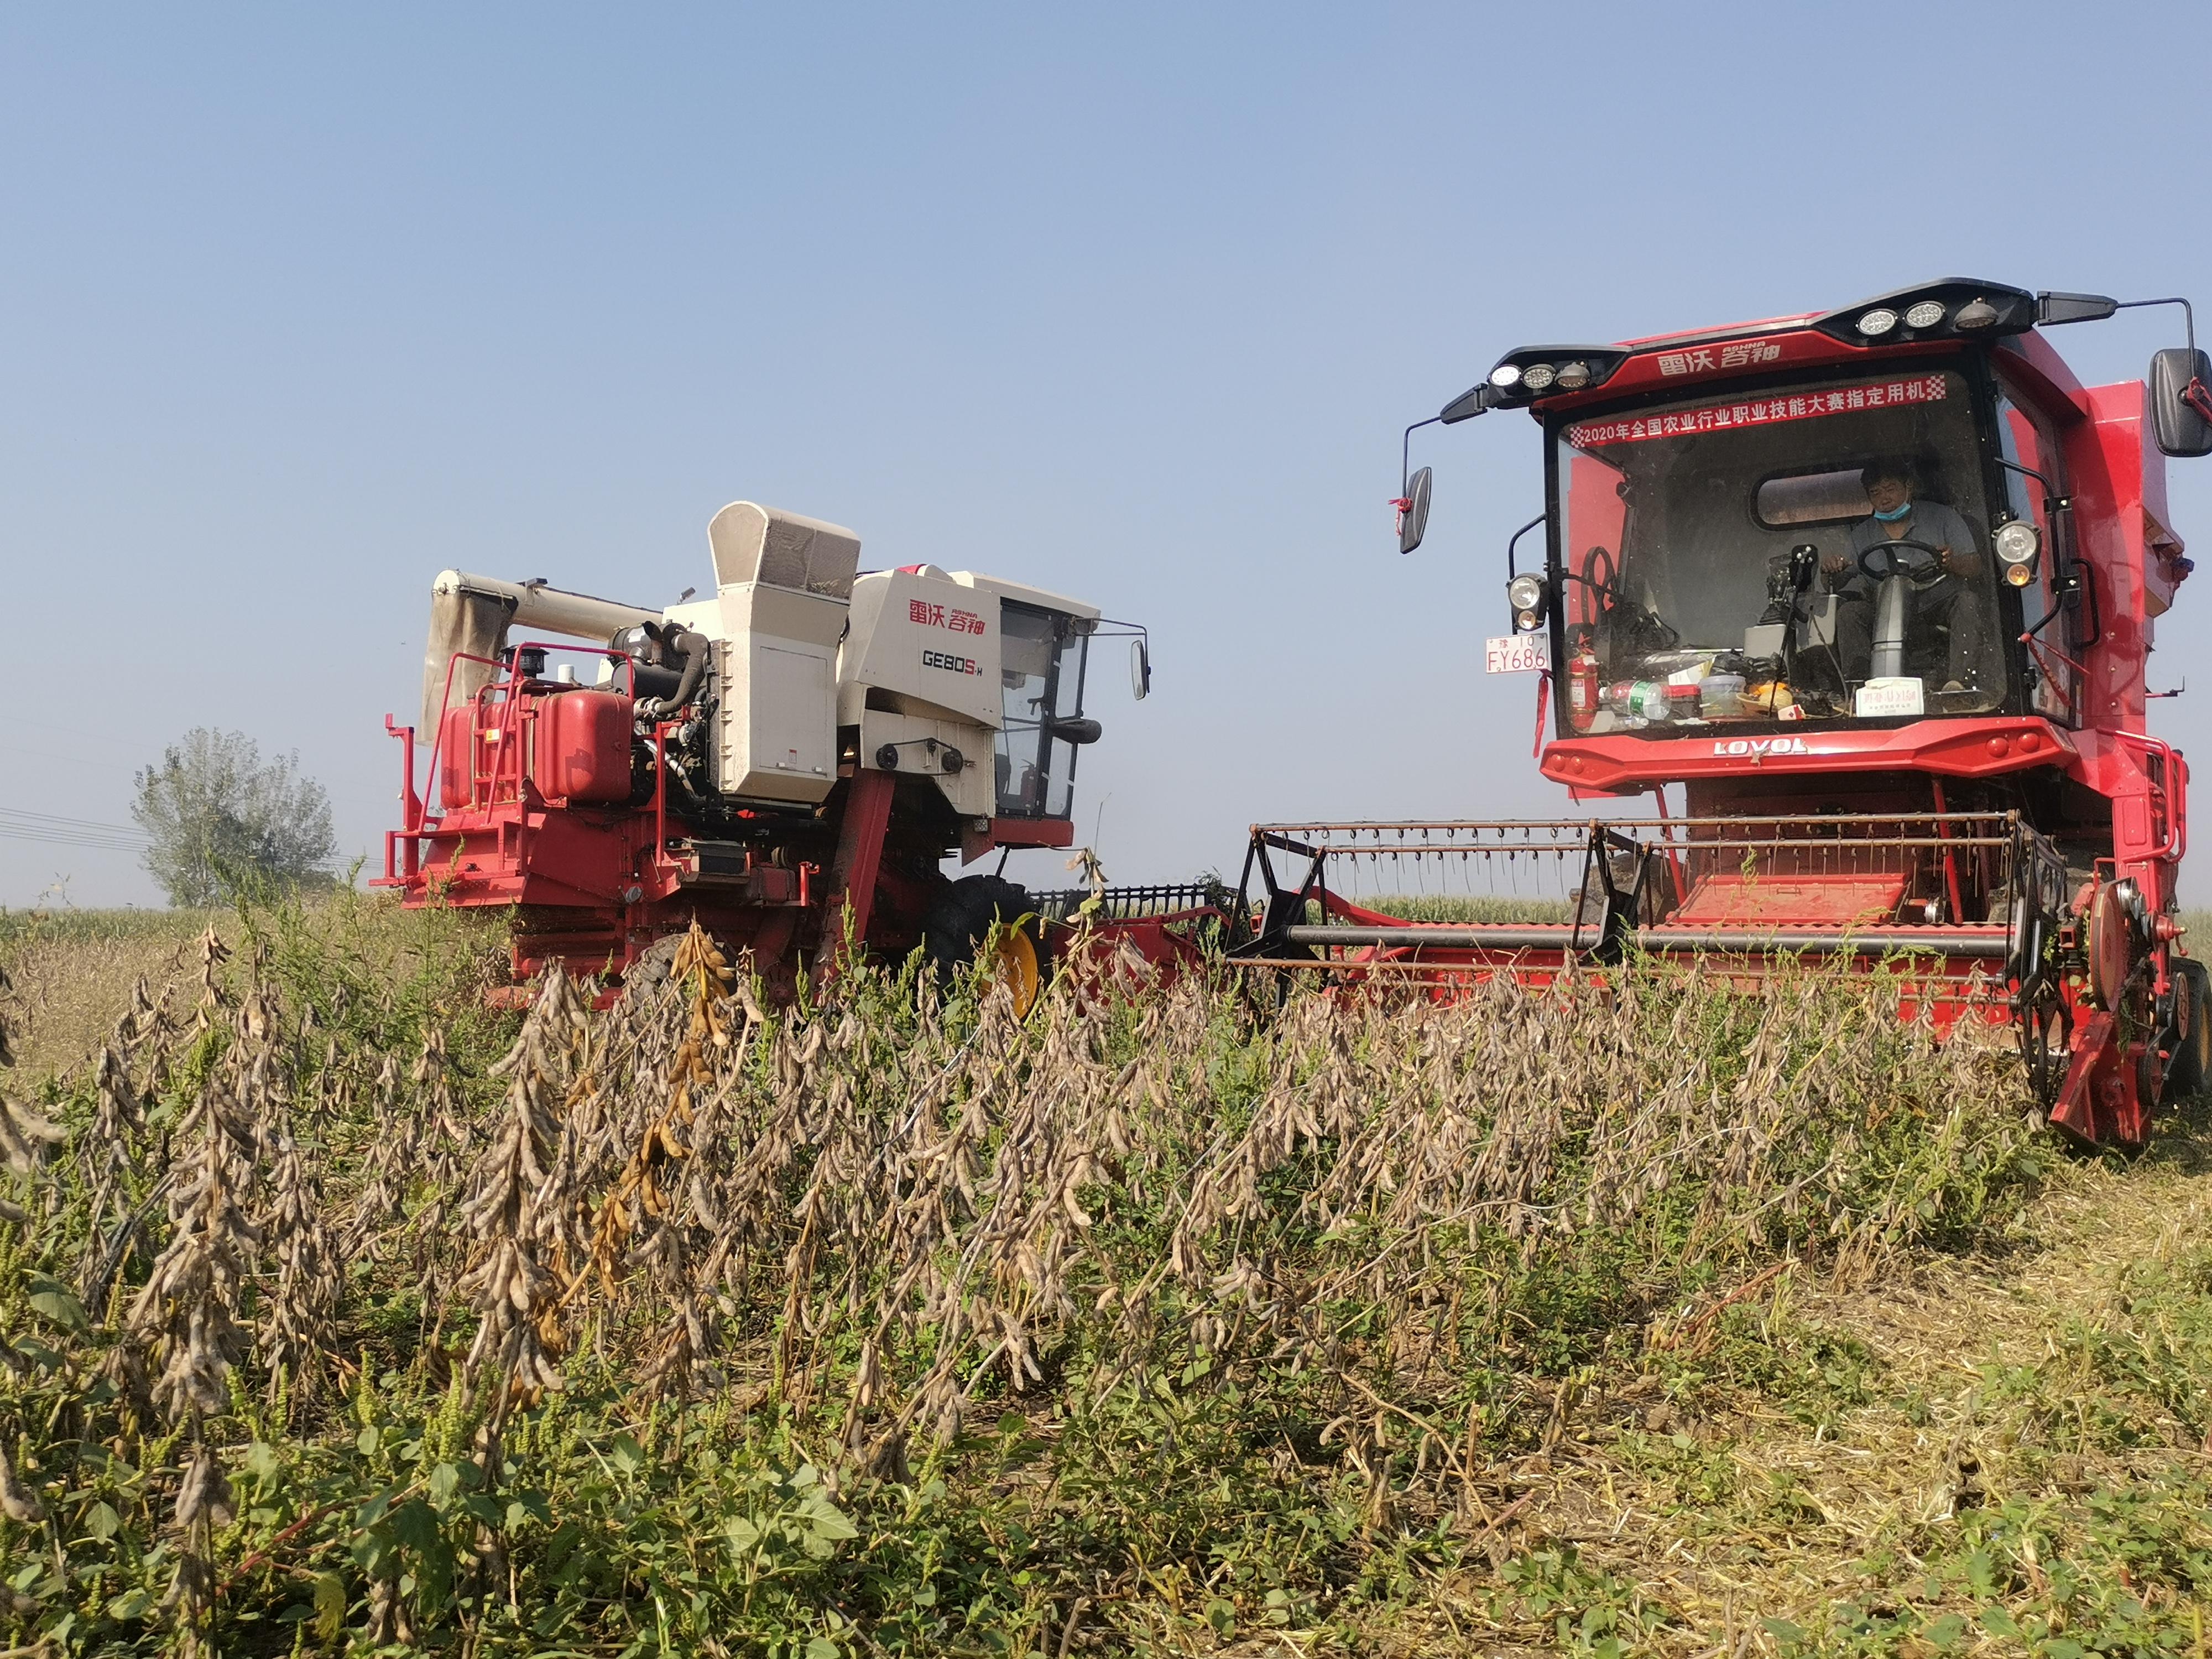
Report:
1994,520,2042,566
1903,299,1947,330
1857,307,1899,337
1489,363,1522,388
1554,361,1591,390
1520,362,1557,392
1506,573,1546,613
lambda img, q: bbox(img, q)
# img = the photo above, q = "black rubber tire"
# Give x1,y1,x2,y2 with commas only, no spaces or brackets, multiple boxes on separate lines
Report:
619,932,687,998
924,874,1047,985
2164,957,2212,1102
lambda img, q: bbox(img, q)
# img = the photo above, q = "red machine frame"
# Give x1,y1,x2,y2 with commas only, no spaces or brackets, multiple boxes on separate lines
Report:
1238,281,2204,1149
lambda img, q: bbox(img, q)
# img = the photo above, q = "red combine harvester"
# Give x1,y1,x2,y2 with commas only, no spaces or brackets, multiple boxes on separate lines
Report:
1232,279,2212,1149
375,501,1196,1004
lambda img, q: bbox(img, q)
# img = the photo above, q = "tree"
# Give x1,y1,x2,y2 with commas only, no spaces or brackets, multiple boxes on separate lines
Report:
132,729,337,907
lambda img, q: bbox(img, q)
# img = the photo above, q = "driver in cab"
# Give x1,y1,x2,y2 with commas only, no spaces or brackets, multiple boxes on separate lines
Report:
1820,461,1995,693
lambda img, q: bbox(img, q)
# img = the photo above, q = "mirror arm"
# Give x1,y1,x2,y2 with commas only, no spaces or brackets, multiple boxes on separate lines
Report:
1994,456,2070,521
1400,416,1442,497
2111,295,2197,353
1505,514,1546,583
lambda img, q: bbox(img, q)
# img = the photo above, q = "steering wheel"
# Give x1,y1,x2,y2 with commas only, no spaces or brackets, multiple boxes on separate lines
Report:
1856,537,1947,583
1562,544,1620,611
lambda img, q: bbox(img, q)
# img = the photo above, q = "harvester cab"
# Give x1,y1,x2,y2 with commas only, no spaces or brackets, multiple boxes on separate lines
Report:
379,500,1151,1003
1249,279,2212,1149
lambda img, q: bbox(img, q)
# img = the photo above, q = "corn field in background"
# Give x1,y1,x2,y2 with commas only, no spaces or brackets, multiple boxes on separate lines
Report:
0,894,2050,1656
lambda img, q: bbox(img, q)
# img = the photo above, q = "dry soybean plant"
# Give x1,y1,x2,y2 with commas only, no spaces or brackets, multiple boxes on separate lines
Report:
0,903,2051,1655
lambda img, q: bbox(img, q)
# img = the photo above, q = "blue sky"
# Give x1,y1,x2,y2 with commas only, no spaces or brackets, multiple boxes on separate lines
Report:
5,1,2211,906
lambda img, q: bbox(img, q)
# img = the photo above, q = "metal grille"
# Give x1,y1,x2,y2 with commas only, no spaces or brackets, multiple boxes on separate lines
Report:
1030,881,1232,922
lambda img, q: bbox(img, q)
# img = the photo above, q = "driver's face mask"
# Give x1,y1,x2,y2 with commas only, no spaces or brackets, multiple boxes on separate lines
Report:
1872,500,1914,523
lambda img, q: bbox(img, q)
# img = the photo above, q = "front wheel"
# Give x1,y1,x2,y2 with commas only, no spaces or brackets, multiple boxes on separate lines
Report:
924,874,1049,1015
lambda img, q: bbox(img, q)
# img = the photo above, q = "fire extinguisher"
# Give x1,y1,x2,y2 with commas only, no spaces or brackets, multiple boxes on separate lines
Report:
1567,642,1600,731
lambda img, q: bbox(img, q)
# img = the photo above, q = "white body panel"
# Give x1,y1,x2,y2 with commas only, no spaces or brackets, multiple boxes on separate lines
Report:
857,707,994,817
674,503,864,806
668,583,848,804
839,566,1004,728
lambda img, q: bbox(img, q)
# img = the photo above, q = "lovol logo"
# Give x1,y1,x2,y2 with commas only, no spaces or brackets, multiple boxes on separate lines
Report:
1714,735,1811,758
922,648,980,676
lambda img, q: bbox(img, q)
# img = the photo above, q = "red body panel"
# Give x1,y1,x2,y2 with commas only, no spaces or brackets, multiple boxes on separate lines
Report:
1541,716,2077,794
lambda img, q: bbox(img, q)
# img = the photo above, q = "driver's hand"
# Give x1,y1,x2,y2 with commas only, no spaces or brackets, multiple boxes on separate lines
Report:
1820,552,1849,577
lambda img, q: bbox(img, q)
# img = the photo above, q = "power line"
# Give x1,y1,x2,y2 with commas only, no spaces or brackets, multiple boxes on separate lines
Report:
0,826,149,854
0,806,150,839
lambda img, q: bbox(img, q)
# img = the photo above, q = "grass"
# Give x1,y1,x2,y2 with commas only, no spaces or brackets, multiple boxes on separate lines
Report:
0,896,2205,1654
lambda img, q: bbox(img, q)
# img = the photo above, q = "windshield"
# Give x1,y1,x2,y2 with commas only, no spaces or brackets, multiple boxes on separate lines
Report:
995,602,1089,818
1553,365,2005,731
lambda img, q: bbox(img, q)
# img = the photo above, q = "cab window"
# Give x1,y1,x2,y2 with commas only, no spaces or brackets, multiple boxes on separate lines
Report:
1994,389,2074,724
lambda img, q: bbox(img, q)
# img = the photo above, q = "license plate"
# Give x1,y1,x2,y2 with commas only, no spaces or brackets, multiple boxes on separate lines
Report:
1484,635,1552,675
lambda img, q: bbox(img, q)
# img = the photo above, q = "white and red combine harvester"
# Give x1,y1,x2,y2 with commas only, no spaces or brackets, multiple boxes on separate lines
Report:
376,501,1198,1004
1233,279,2212,1149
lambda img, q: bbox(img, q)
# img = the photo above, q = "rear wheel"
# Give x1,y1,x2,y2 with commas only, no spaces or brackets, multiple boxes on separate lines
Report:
2163,958,2212,1102
924,875,1048,1015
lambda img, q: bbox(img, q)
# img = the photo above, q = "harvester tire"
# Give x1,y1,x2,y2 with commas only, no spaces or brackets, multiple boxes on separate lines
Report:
620,932,688,998
2164,958,2212,1102
925,875,1048,1014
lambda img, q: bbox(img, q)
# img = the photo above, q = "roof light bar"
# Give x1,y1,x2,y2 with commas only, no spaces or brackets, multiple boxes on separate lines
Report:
1443,345,1630,422
1812,279,2037,346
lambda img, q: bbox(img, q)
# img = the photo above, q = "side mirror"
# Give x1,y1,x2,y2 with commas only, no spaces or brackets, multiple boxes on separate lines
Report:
1397,466,1433,555
1129,638,1151,700
1047,716,1103,745
2150,348,2212,458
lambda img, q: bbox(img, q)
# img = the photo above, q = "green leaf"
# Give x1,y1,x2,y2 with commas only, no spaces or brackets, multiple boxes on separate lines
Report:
1762,1616,1808,1649
1925,1613,1967,1650
726,1515,760,1552
26,1275,87,1334
610,1435,644,1475
428,1462,462,1504
106,1587,154,1621
2039,1642,2087,1659
82,1500,120,1541
390,1498,442,1555
244,1441,281,1484
806,1641,840,1659
312,1572,346,1641
1981,1608,2022,1639
356,1426,380,1458
804,1496,858,1544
